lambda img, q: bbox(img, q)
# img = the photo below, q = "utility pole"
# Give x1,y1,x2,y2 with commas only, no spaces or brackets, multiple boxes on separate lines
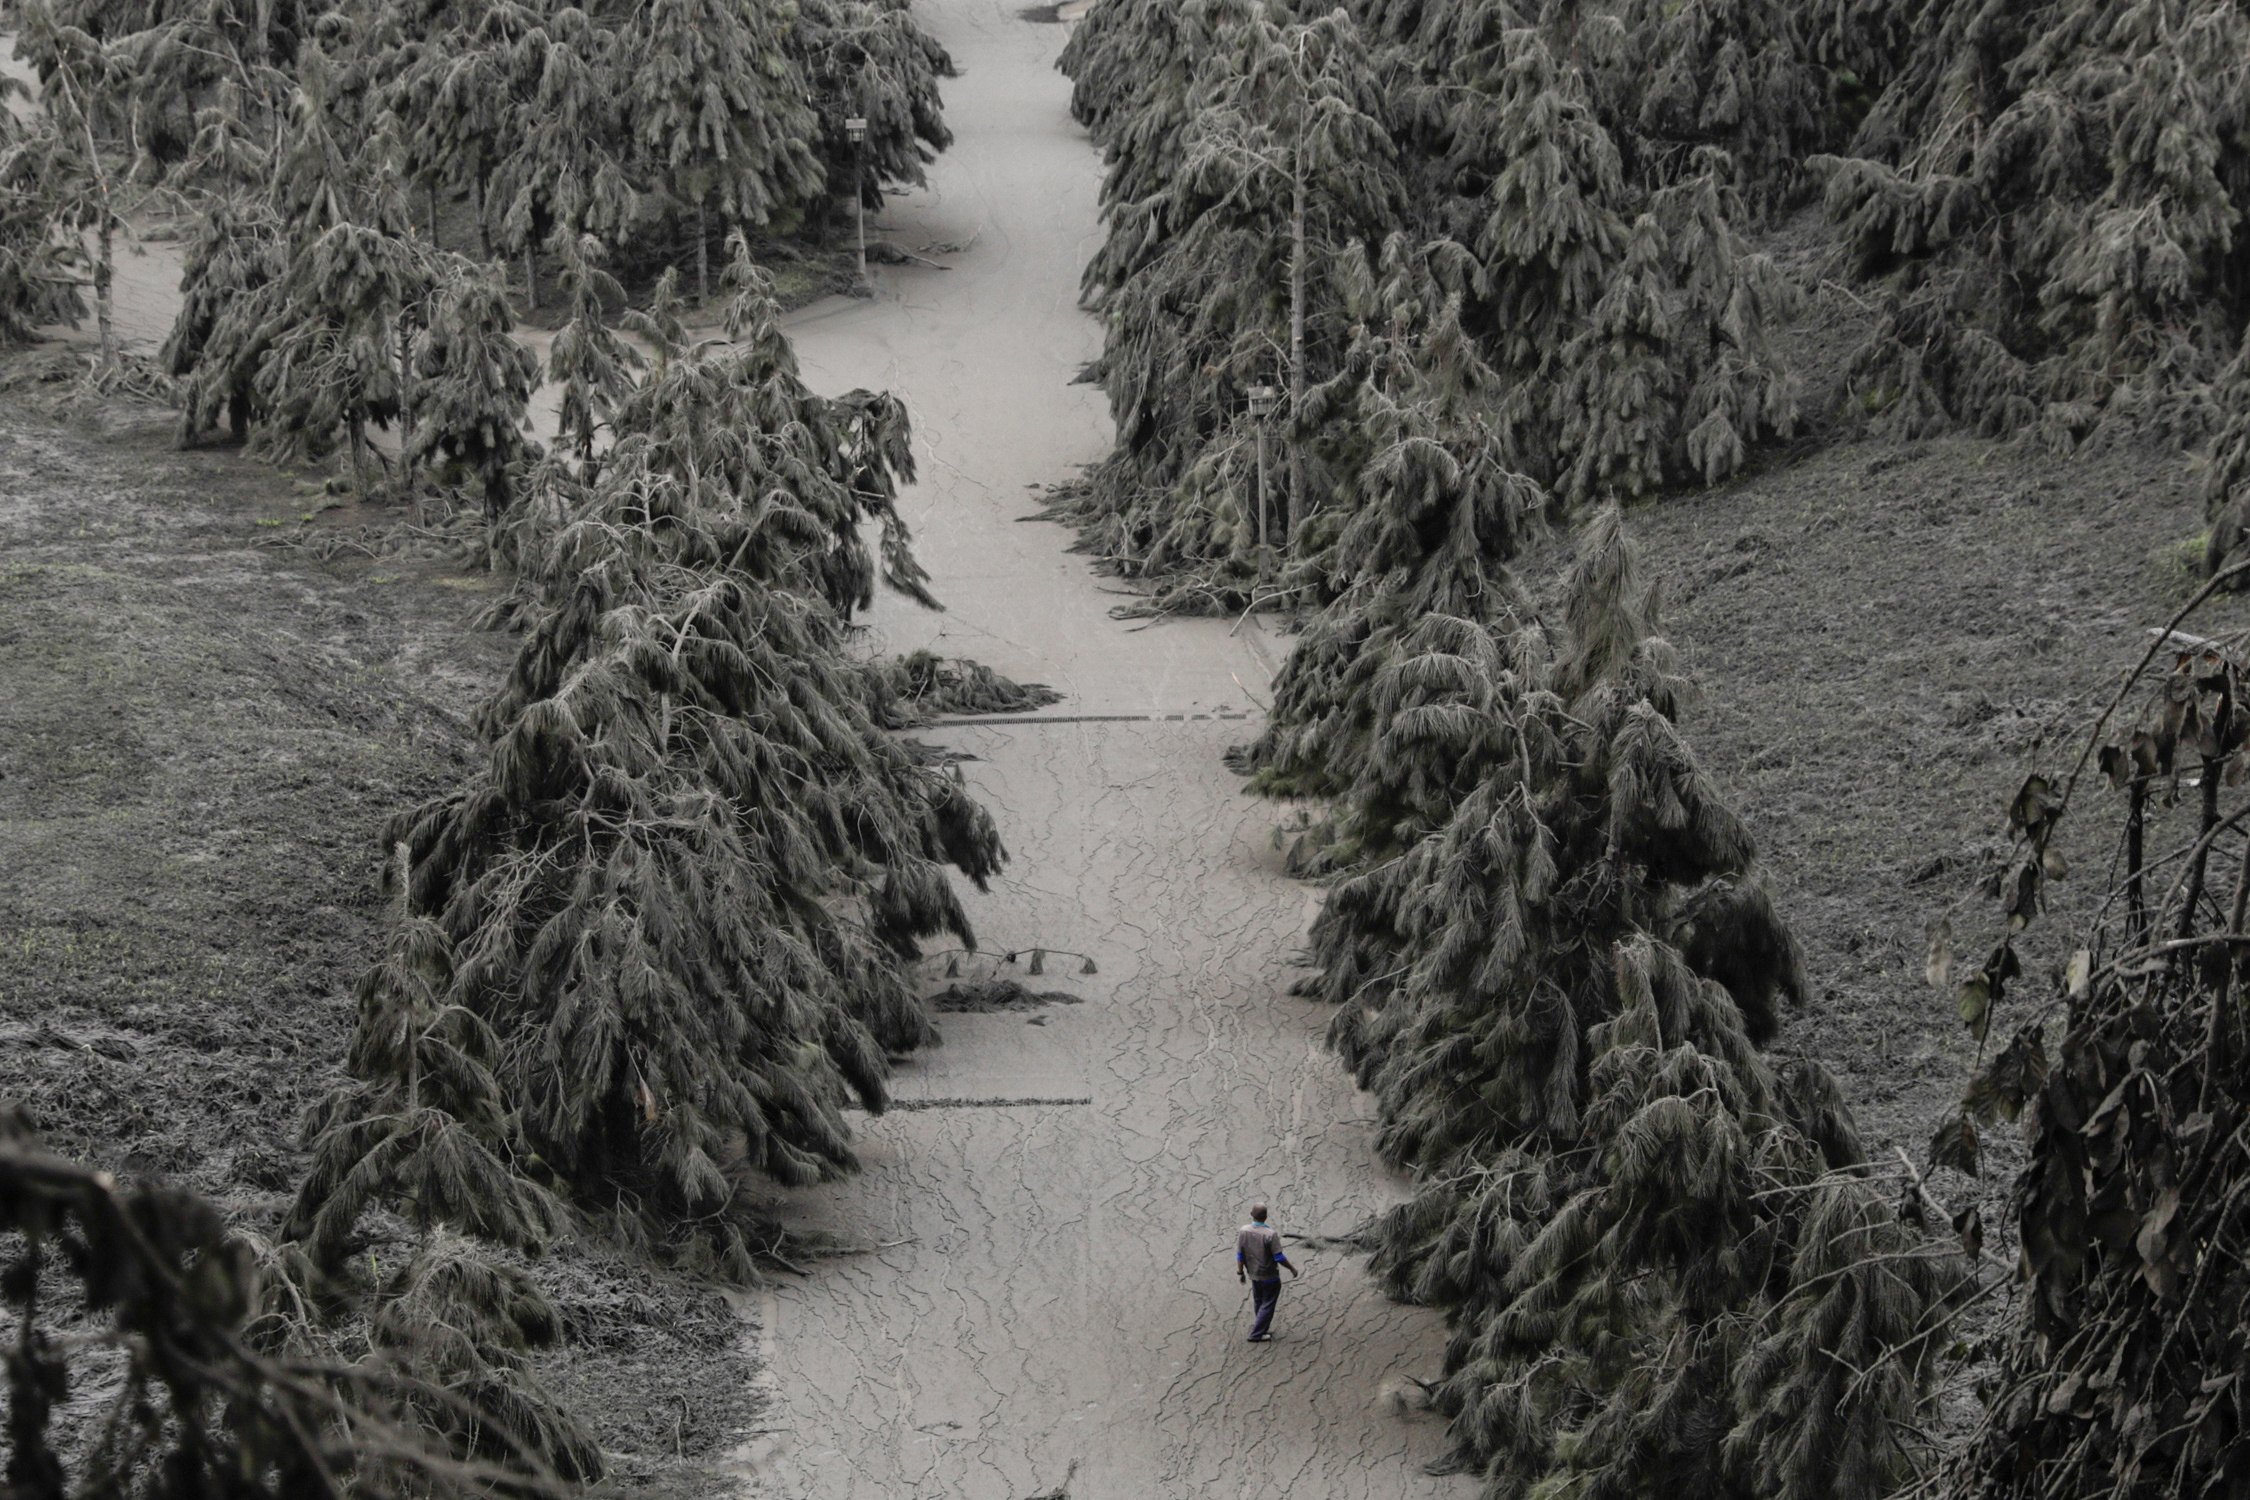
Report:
845,115,869,286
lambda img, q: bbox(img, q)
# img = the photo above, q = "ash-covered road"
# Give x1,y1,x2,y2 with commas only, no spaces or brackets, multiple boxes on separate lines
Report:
741,3,1470,1497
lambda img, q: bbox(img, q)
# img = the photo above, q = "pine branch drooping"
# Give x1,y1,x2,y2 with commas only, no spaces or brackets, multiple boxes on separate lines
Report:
0,1104,573,1498
1264,510,1963,1499
1053,0,1807,608
292,241,1006,1286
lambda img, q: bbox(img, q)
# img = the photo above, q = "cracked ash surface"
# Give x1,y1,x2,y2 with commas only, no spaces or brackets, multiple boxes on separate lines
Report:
739,719,1462,1499
729,1,1470,1494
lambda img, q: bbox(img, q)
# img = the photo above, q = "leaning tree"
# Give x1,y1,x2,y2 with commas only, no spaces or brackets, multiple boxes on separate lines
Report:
293,241,1001,1280
1253,510,1964,1499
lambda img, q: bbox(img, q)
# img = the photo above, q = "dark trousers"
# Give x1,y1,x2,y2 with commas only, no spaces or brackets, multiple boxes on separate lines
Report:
1248,1277,1281,1340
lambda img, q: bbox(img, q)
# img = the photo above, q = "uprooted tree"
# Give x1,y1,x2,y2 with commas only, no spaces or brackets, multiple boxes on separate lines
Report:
1242,509,1964,1498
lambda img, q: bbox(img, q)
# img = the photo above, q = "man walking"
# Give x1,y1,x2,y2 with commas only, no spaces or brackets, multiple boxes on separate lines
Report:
1236,1202,1299,1342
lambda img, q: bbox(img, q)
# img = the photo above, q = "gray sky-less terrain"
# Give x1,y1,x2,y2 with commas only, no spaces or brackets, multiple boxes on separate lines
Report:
726,2,1471,1496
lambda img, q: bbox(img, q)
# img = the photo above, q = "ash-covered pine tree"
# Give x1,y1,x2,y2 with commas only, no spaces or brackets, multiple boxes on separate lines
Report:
626,0,822,302
1061,0,1399,600
252,88,437,492
1581,0,1839,213
544,234,641,472
295,238,1002,1279
0,76,88,345
1268,510,1962,1499
1236,231,1545,861
168,46,443,487
488,4,635,309
1059,0,1808,603
164,198,284,442
386,1,544,259
1815,0,2250,443
795,0,956,230
13,6,130,368
402,255,538,523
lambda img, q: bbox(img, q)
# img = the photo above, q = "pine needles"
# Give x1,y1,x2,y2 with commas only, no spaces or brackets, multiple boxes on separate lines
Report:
1056,0,1808,605
1252,512,1965,1500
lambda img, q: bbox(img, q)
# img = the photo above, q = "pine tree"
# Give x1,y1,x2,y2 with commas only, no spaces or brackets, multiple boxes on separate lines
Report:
1064,0,1399,598
1274,510,1962,1500
16,6,130,368
386,1,544,258
1585,0,1838,213
163,197,284,441
405,255,539,524
545,233,642,471
1059,0,1809,605
489,4,635,309
249,61,437,491
1815,0,2250,441
1238,232,1544,861
795,0,956,230
626,0,822,303
294,239,1003,1279
0,77,88,344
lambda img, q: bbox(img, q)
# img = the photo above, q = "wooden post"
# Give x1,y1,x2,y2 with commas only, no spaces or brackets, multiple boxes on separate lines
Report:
1255,416,1269,552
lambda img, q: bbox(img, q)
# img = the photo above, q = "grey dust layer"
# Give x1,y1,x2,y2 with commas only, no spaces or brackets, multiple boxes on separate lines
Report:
730,0,1469,1494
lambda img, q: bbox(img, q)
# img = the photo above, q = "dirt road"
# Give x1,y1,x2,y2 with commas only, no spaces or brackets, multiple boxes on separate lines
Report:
736,4,1467,1498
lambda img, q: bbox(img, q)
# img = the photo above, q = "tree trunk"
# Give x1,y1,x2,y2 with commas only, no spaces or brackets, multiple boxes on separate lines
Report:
93,212,114,371
2208,833,2250,1113
396,318,418,517
2126,775,2149,943
1287,146,1306,551
2182,755,2225,941
349,414,371,498
426,181,441,249
524,242,537,310
1254,415,1269,556
696,200,709,305
472,173,491,260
